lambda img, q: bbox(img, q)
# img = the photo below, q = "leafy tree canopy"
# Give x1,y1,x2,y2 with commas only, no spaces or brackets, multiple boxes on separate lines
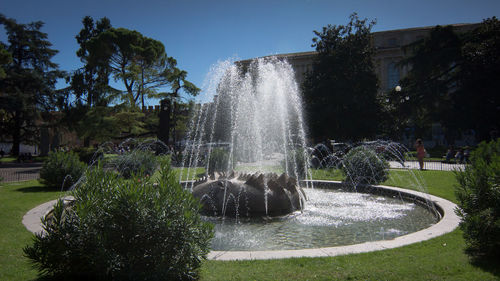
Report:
303,13,379,142
395,18,500,141
0,14,63,154
87,27,199,109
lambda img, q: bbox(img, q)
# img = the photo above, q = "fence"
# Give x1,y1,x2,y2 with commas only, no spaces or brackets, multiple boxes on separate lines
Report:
0,165,41,182
389,161,466,171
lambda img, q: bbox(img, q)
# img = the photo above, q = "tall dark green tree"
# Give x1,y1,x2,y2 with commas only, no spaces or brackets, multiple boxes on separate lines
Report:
0,44,12,79
457,18,500,141
397,18,500,142
64,16,118,146
303,13,380,142
72,16,114,108
396,25,462,140
0,15,63,155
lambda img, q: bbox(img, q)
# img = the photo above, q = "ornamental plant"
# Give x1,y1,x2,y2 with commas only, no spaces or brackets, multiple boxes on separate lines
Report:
207,148,230,175
39,151,86,190
24,158,214,280
111,149,158,178
342,145,389,185
455,139,500,259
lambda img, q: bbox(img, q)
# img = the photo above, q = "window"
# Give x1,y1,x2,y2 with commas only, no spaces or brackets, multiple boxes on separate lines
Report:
387,62,400,90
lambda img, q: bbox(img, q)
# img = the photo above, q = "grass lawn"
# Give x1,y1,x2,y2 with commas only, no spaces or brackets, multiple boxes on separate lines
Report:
0,180,64,280
1,170,498,280
0,157,17,163
0,156,46,163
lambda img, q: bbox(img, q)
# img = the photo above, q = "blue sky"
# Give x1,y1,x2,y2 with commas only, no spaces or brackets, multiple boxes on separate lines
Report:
1,0,499,104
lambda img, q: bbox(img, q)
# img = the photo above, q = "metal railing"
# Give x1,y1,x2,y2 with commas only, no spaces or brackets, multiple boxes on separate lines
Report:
389,161,466,171
0,166,41,183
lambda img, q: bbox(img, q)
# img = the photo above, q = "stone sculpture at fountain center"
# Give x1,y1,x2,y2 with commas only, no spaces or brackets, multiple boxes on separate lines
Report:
192,172,306,217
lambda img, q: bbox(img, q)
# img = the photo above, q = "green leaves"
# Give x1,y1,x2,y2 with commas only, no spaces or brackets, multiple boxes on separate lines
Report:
0,14,64,154
39,150,86,189
25,158,213,280
304,13,379,141
455,139,500,259
396,18,500,141
342,146,389,186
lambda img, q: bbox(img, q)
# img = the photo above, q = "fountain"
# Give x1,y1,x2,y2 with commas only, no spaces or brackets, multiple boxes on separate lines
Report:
178,57,442,252
22,58,458,259
181,57,310,215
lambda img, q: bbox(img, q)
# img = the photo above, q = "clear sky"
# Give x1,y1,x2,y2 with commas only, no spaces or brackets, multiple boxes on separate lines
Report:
1,0,499,104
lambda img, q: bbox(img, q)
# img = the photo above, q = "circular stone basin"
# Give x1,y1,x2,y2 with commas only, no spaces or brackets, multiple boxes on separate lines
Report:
24,181,460,260
206,187,439,251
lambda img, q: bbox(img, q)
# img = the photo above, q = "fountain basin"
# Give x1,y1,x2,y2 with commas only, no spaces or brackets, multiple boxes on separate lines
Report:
23,181,460,260
206,181,460,260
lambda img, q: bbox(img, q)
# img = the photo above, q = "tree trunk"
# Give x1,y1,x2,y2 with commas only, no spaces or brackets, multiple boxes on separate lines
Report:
84,136,90,147
11,111,21,156
158,98,172,145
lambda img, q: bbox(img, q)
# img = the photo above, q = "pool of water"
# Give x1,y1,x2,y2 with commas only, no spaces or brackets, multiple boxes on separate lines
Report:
205,188,439,251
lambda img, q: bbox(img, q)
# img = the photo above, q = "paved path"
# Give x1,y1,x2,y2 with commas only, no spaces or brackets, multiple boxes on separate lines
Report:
389,161,466,171
0,163,41,182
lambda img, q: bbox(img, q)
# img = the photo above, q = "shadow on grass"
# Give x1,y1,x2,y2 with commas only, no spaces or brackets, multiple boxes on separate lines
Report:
471,255,500,278
16,185,63,193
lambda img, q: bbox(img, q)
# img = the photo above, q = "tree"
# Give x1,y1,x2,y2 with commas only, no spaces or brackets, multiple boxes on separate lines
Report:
396,25,463,140
85,27,200,144
303,13,380,142
0,44,12,78
87,28,199,110
0,14,63,155
397,18,500,142
71,16,115,107
457,18,500,141
63,16,118,146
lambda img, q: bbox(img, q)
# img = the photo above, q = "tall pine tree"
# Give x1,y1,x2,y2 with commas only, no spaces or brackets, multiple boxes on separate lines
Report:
0,14,63,155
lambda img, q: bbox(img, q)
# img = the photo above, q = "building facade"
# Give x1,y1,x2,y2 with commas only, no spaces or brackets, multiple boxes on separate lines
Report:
238,23,479,95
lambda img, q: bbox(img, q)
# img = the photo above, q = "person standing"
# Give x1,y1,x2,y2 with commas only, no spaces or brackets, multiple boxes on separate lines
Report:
415,139,426,170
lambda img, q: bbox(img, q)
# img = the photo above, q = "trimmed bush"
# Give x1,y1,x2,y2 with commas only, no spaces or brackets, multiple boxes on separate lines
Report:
455,139,500,259
73,146,102,164
207,148,230,175
24,158,214,280
342,146,389,185
39,151,86,189
112,149,157,178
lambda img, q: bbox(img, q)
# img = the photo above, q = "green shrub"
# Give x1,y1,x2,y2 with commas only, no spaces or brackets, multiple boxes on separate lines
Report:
281,148,308,180
207,148,230,175
73,146,102,164
112,150,157,178
24,158,214,280
455,139,500,259
342,146,389,185
39,151,86,189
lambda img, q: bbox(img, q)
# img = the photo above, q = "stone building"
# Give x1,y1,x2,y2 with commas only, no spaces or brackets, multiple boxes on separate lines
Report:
238,23,479,95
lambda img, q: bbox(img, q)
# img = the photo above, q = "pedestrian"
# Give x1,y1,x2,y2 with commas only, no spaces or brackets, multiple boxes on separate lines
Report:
415,139,426,170
464,147,471,163
455,148,464,164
